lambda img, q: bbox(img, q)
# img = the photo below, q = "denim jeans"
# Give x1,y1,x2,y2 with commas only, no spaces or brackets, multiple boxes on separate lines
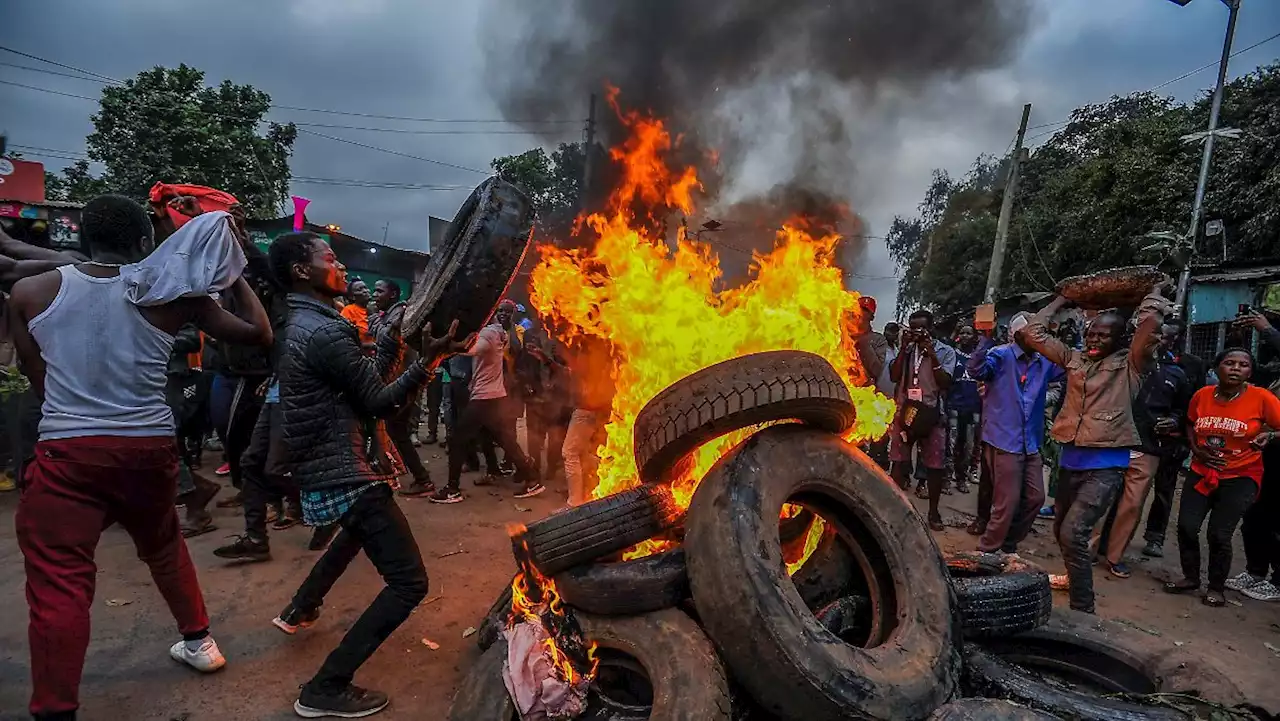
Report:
292,484,428,691
947,410,980,485
1054,468,1124,613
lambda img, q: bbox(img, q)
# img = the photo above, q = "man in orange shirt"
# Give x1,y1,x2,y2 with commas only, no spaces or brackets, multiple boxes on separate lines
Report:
340,280,373,349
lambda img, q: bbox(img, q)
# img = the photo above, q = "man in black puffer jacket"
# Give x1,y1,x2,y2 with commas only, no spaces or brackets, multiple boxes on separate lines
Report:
265,232,464,718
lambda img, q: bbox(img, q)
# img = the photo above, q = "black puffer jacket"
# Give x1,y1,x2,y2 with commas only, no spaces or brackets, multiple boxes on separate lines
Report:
278,293,429,490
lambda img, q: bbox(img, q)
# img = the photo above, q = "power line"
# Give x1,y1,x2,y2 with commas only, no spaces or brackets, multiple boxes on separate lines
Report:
296,128,489,174
0,45,578,124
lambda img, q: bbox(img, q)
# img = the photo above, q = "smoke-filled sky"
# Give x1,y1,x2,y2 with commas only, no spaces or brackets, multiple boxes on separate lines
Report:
3,0,1279,313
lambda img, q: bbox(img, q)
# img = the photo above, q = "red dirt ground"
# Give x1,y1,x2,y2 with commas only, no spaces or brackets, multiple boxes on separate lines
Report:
1,441,1278,720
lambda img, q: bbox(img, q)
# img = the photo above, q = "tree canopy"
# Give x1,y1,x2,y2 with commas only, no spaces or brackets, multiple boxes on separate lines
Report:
44,64,296,217
888,62,1280,316
491,142,584,234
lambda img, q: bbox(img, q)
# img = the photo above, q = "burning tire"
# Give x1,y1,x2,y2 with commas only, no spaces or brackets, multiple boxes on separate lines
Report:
446,641,518,721
685,426,960,721
929,699,1063,720
945,552,1051,639
403,177,535,341
633,351,855,484
451,609,731,721
554,548,689,616
963,609,1245,720
578,608,731,721
475,577,515,652
523,485,682,576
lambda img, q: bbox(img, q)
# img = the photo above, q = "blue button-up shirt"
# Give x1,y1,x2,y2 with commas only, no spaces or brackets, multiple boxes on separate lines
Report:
967,337,1065,455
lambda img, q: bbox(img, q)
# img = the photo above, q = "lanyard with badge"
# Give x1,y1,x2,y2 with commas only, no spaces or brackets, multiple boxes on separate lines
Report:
908,346,926,403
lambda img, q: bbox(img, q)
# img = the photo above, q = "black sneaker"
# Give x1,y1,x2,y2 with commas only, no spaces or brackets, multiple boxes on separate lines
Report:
514,483,545,499
272,604,321,635
295,683,389,718
1141,540,1164,558
309,524,339,551
429,488,463,504
212,535,270,563
398,480,437,498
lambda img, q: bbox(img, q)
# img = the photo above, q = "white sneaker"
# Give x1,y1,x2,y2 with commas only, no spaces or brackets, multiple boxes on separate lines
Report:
170,637,226,673
1241,579,1280,602
1049,574,1070,591
1225,571,1262,592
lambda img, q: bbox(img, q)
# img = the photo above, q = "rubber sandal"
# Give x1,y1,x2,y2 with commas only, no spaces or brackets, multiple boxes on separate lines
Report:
1202,591,1227,607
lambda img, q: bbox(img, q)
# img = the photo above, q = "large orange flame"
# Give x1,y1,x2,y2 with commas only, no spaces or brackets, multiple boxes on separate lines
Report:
529,93,895,561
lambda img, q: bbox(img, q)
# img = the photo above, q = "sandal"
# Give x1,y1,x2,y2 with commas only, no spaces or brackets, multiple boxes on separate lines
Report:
1163,579,1200,594
1202,590,1227,607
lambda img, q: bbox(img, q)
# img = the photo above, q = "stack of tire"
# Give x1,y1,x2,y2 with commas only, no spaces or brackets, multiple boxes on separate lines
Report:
451,351,1247,721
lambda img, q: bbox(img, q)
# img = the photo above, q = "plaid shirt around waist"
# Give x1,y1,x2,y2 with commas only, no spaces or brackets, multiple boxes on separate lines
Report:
301,480,384,527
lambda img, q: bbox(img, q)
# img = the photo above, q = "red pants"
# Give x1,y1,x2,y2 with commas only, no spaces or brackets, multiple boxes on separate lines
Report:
16,436,211,715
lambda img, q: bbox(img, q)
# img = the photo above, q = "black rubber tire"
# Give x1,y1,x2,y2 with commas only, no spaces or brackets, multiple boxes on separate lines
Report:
964,608,1246,720
475,578,514,652
446,642,518,721
789,527,867,611
813,594,871,646
555,548,689,615
685,426,960,721
403,177,535,341
523,485,683,576
945,551,1052,639
450,609,730,721
929,699,1063,720
632,351,856,484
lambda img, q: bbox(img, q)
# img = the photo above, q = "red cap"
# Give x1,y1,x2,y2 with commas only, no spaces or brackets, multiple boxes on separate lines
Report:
858,296,877,316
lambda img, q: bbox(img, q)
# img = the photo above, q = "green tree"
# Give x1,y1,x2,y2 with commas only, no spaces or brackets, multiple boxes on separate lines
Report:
491,143,584,233
889,63,1280,314
71,64,295,217
44,160,109,203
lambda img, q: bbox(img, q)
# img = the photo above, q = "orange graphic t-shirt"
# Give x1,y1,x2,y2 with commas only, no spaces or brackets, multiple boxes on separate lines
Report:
1187,384,1280,474
340,303,373,345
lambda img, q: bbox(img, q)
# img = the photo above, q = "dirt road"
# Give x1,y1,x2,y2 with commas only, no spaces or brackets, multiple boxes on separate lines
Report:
1,444,1278,720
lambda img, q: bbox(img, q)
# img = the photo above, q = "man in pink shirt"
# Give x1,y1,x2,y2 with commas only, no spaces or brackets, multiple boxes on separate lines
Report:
431,300,542,503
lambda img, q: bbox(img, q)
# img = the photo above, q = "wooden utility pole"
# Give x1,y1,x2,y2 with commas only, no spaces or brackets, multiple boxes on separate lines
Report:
983,103,1032,304
580,92,598,211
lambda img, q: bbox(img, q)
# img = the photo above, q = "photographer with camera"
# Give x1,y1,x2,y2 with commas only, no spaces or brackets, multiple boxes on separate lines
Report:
888,309,955,531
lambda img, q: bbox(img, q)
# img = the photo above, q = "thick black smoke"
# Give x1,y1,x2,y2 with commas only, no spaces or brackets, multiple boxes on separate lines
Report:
482,0,1031,268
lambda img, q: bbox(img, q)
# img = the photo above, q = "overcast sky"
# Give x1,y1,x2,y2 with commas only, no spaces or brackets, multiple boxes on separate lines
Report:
3,0,1278,312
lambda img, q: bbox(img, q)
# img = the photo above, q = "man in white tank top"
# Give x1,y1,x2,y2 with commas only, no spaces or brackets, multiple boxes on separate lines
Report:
6,194,273,721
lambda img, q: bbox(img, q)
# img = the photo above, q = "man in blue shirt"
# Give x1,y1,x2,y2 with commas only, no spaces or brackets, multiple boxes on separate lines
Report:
967,312,1065,554
948,325,982,495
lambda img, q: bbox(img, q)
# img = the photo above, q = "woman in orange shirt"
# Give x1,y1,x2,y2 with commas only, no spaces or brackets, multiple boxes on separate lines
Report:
339,279,374,348
1164,347,1280,606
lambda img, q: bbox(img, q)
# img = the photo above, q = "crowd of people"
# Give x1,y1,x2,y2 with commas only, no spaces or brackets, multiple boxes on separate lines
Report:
855,290,1280,614
0,189,614,720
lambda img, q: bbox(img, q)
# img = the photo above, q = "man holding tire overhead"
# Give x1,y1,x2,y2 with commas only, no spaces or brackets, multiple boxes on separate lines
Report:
888,309,955,531
1023,288,1169,613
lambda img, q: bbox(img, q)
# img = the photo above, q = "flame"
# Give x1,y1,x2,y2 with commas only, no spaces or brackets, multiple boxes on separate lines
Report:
509,526,598,686
529,92,896,564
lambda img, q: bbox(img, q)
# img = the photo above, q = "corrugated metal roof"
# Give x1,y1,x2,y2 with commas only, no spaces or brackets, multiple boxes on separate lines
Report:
1190,265,1280,284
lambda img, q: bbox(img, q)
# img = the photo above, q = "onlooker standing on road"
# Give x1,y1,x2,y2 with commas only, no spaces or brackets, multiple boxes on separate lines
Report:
10,195,273,718
1164,347,1280,608
367,280,435,498
888,309,955,531
339,279,373,348
1023,290,1167,613
562,335,615,506
965,312,1064,553
1096,325,1191,578
1225,310,1280,602
947,324,982,494
1141,322,1207,558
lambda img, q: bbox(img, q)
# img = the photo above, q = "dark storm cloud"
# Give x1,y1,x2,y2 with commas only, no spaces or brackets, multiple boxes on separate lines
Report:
480,0,1032,268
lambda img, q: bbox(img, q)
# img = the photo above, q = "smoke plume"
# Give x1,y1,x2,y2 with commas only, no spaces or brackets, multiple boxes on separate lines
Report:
482,0,1031,270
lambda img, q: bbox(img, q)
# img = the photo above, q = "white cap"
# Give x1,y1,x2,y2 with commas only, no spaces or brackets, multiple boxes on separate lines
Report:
1009,312,1031,335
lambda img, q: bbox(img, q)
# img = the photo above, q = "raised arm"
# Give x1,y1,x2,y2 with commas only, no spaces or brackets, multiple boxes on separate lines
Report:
1129,291,1170,374
0,225,83,263
966,336,1002,382
1022,296,1072,367
185,277,272,347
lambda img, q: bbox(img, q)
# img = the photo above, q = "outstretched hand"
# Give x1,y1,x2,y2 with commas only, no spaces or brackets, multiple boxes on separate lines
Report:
419,320,472,365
